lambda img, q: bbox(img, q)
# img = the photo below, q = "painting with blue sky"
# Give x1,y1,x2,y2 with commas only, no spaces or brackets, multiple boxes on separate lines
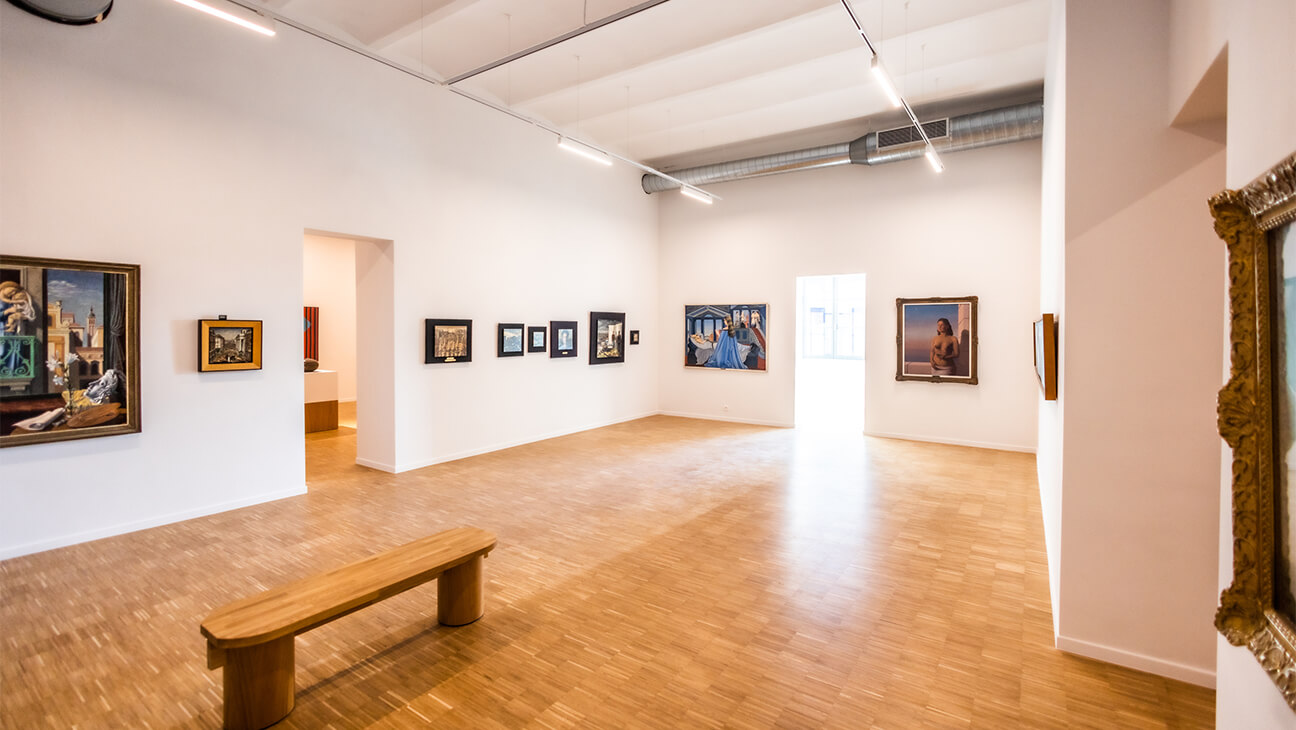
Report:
897,297,977,382
46,269,105,331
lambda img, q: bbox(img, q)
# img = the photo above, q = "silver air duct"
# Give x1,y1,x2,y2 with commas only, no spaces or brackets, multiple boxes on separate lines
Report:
642,100,1043,194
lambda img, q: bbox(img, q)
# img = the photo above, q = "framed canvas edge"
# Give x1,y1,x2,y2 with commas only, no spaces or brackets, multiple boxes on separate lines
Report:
1212,150,1296,712
588,311,626,365
197,319,263,372
681,302,770,373
497,322,525,358
549,320,577,359
0,255,141,447
894,296,979,385
1034,313,1058,401
425,318,473,364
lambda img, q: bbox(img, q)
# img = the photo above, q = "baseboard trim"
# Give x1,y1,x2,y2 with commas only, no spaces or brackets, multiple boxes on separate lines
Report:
392,411,661,473
354,457,397,473
0,485,309,560
865,430,1036,454
1056,634,1215,688
657,411,794,428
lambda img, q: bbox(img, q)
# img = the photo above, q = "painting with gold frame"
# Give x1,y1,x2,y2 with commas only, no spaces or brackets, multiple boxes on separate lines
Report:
198,319,263,372
1213,150,1296,710
0,255,141,447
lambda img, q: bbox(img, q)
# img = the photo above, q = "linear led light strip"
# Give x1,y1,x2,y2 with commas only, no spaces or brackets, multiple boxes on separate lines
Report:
840,0,943,173
171,0,275,36
169,0,723,203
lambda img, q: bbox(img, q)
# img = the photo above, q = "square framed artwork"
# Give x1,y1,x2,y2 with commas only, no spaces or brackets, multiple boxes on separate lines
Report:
589,311,626,365
630,330,640,345
1,255,141,447
199,319,263,372
425,318,472,363
498,322,524,357
684,304,768,371
527,325,547,353
1034,313,1057,400
550,320,577,358
895,296,978,384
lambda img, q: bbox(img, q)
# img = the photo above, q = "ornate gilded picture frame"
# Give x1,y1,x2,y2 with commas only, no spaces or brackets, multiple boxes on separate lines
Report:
1213,150,1296,710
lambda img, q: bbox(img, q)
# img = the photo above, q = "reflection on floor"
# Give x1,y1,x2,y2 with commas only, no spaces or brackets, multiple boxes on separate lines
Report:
338,400,357,430
0,416,1213,728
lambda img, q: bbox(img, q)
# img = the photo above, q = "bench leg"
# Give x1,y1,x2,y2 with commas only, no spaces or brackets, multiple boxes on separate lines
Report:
438,555,484,626
222,636,295,730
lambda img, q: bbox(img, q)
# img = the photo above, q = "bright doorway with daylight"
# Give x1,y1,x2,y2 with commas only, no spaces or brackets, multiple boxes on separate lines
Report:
795,274,867,431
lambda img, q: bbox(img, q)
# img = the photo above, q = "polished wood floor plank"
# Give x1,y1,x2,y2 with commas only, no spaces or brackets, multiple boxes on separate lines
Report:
1,416,1212,728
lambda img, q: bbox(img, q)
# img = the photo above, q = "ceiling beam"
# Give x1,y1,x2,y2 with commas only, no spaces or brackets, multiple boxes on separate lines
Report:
445,0,674,85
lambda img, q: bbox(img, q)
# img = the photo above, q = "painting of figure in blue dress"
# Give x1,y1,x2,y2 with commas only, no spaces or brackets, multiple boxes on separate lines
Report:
684,304,767,371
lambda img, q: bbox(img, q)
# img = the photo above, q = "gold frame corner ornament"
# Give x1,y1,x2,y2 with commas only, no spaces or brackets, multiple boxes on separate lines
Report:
1214,151,1296,710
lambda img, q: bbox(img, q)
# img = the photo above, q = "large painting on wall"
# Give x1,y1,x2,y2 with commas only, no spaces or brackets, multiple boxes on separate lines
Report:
895,296,978,384
0,255,140,447
683,304,767,371
1213,150,1296,711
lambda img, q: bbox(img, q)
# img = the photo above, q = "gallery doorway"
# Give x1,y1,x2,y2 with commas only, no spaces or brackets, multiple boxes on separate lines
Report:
794,273,867,431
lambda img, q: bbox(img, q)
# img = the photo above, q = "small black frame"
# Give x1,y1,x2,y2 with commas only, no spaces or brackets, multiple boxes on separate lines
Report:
589,311,626,365
550,320,577,358
527,325,547,353
425,318,472,364
630,330,641,345
497,322,525,358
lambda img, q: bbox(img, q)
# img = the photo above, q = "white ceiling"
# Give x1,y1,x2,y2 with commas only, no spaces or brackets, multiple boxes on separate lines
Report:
248,0,1049,171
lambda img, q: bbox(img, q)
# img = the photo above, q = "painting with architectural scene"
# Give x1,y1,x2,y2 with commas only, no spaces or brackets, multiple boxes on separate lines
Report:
896,296,978,384
425,319,472,363
198,319,262,372
684,304,767,371
0,256,140,447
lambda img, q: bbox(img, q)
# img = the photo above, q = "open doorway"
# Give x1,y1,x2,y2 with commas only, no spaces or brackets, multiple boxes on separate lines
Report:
795,273,867,431
303,233,359,442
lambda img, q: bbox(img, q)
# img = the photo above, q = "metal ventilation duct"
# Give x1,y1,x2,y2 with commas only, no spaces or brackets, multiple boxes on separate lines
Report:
641,101,1043,194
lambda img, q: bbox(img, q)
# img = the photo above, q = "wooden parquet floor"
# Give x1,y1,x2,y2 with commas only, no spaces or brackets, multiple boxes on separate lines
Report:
1,416,1214,729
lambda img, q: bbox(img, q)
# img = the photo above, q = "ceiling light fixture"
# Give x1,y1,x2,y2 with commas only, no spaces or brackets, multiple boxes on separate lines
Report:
841,0,944,173
870,56,902,109
170,0,275,37
924,145,944,173
679,187,714,205
558,137,613,166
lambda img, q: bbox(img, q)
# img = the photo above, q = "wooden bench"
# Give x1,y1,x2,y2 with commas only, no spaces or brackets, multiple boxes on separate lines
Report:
200,527,497,730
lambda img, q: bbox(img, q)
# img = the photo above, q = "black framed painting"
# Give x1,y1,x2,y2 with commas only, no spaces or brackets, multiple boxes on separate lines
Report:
0,255,140,447
425,319,472,364
198,319,263,372
630,330,640,345
589,311,625,365
527,325,546,353
498,322,524,357
550,320,577,358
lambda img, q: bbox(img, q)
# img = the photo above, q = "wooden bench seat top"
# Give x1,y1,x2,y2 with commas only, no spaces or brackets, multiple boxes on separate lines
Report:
201,527,496,650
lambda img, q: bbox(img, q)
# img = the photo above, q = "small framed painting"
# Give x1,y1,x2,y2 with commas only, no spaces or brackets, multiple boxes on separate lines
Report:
498,322,524,357
1,256,140,447
895,296,978,384
630,330,640,345
589,311,626,365
527,325,547,353
425,319,472,364
550,320,577,358
199,319,263,372
1034,313,1057,400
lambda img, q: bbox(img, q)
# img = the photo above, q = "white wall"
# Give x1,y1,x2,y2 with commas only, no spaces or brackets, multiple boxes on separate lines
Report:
658,142,1042,452
1039,0,1226,688
0,0,658,557
1214,0,1296,725
303,234,358,402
